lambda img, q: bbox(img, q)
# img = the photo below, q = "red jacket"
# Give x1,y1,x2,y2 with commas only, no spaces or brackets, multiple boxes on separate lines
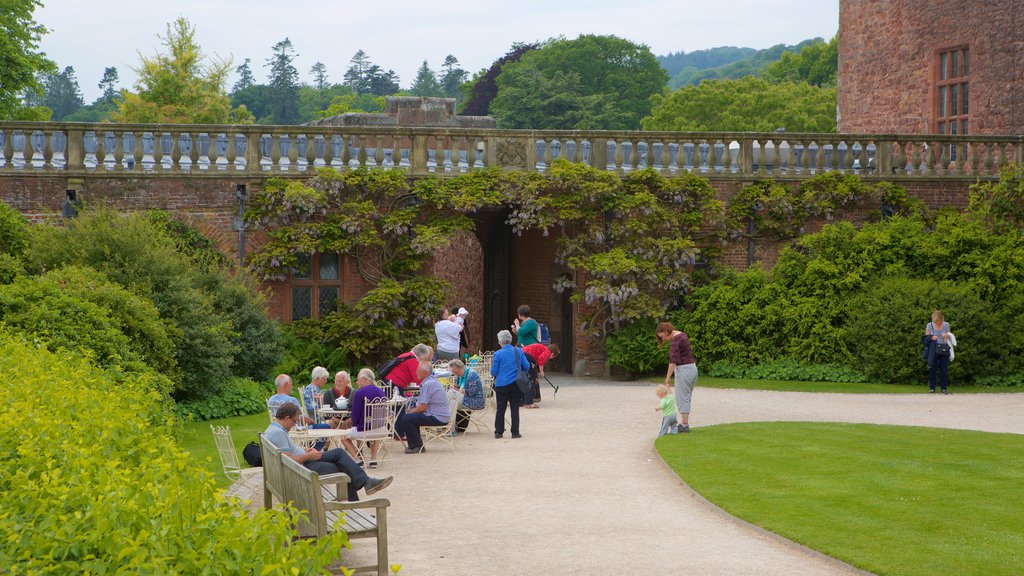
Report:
385,354,422,389
522,343,552,367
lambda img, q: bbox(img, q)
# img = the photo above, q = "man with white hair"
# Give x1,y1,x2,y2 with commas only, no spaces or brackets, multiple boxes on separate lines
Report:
394,361,451,454
322,371,352,409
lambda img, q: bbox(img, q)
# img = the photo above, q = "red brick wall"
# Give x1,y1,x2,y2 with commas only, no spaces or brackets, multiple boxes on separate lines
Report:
838,0,1024,134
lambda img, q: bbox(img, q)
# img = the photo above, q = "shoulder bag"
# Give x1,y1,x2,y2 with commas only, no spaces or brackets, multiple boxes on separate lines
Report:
514,347,532,396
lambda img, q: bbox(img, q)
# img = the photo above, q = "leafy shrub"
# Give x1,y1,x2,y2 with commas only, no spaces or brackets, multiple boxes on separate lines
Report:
844,277,997,384
23,210,244,400
744,358,869,383
199,272,284,381
604,318,668,375
974,373,1024,387
705,359,869,382
0,253,23,284
0,330,346,573
0,200,29,257
173,376,274,421
274,325,351,380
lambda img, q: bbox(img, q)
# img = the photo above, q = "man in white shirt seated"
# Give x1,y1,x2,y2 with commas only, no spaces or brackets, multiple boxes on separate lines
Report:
263,403,393,501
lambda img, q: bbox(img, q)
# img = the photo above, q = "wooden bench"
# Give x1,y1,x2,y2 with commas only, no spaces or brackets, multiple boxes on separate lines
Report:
260,434,391,576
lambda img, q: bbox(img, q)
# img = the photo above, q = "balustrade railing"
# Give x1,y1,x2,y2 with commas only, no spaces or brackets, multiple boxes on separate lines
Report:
1,122,1020,180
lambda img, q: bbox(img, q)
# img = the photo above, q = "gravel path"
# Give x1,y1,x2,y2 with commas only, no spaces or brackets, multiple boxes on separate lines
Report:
248,377,1024,575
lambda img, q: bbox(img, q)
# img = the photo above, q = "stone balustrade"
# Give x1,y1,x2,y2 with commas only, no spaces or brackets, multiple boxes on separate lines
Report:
1,121,1021,180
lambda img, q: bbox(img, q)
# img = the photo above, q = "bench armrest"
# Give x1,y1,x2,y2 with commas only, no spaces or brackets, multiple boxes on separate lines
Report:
323,497,391,512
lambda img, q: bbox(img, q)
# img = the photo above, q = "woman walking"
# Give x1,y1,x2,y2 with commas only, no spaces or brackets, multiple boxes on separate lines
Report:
656,322,697,433
490,330,530,439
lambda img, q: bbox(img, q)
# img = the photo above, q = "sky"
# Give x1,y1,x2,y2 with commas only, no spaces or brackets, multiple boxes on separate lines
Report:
34,0,839,102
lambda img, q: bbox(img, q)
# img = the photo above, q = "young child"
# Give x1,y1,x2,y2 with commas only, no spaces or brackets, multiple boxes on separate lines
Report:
655,384,679,436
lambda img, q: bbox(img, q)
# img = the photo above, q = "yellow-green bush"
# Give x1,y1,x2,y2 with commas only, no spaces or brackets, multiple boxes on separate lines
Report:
0,330,347,574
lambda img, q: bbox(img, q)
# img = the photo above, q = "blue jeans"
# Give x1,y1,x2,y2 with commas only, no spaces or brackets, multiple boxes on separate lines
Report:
929,352,949,392
395,412,445,449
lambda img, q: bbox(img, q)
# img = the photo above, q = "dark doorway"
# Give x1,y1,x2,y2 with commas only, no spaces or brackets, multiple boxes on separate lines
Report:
482,212,512,352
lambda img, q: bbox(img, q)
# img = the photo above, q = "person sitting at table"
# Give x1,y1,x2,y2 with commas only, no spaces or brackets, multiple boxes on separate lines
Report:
268,373,334,448
520,343,559,409
321,366,354,422
394,361,451,454
449,358,484,433
339,368,388,467
263,403,393,500
381,343,433,395
301,366,331,419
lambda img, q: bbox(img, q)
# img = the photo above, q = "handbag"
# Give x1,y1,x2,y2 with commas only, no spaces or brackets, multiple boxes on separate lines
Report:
935,341,951,355
514,348,532,396
242,441,262,467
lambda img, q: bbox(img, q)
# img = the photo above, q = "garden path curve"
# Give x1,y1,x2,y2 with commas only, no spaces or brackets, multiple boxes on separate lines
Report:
238,377,1024,575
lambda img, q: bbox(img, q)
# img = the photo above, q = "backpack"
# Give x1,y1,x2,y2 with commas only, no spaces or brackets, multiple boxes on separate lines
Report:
378,351,415,380
539,323,551,346
242,441,262,467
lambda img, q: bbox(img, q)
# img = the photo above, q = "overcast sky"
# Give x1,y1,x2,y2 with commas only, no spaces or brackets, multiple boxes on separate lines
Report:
35,0,839,102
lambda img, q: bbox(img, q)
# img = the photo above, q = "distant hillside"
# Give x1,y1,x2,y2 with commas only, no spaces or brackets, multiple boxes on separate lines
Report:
656,46,756,78
662,39,822,89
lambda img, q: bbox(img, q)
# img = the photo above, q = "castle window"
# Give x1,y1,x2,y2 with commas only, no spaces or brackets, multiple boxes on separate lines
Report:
290,252,341,320
935,47,969,136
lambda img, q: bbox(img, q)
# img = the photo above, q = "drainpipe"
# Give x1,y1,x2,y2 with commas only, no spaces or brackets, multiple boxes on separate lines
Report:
235,184,247,267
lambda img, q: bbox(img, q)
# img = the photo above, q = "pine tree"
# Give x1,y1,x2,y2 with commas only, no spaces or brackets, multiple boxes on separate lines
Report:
265,38,300,124
410,60,443,97
98,67,120,102
343,49,370,94
233,58,255,93
440,54,468,101
310,62,328,90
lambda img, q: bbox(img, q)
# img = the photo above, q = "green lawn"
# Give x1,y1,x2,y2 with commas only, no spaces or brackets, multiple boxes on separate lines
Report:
650,375,1011,394
180,412,270,489
657,422,1024,576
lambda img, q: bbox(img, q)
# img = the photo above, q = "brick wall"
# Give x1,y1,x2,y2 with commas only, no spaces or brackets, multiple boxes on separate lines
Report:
839,0,1024,134
0,171,987,376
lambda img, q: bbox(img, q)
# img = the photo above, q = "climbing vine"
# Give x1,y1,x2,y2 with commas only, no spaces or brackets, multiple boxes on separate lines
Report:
244,161,724,361
725,172,924,240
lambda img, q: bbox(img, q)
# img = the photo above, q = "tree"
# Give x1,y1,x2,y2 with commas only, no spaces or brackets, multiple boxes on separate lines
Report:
309,61,328,90
490,65,630,130
232,58,255,92
490,35,667,130
365,65,400,96
342,49,371,94
38,66,84,120
265,38,301,124
114,18,248,124
764,36,838,87
460,42,537,116
98,66,120,102
439,54,468,100
410,60,443,97
642,76,837,132
0,0,55,120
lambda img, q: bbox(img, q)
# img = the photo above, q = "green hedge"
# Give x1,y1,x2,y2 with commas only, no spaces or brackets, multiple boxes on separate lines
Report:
173,376,274,421
0,330,346,574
